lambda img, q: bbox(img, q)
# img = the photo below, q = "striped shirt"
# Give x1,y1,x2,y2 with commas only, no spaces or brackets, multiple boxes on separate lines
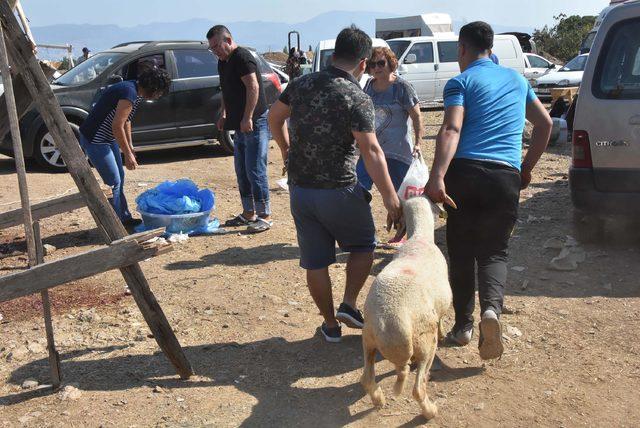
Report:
80,81,142,144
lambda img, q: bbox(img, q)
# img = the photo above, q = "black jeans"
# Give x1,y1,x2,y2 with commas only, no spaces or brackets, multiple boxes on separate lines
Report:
445,159,521,330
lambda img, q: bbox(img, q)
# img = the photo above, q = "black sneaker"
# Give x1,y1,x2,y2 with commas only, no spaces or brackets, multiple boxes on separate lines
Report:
336,303,364,329
320,323,342,343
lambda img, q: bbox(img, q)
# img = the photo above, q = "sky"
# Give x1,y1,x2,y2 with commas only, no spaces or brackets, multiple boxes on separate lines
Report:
23,0,610,29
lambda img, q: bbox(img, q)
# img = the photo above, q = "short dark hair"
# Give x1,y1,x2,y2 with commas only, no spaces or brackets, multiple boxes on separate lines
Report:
206,25,232,40
334,25,372,64
459,21,494,53
137,67,171,96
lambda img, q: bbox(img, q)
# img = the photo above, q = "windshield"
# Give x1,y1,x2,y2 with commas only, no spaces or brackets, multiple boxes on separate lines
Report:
387,40,411,60
54,52,125,86
560,55,587,72
319,49,334,71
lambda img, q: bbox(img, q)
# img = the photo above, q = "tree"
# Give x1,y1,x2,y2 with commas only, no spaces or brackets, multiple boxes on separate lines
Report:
283,46,288,54
533,14,596,62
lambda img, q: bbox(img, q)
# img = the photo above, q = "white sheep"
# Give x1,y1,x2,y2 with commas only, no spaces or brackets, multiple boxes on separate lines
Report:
361,195,454,420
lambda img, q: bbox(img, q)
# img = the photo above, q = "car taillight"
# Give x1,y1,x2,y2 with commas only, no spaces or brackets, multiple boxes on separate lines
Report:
572,130,593,169
266,72,282,93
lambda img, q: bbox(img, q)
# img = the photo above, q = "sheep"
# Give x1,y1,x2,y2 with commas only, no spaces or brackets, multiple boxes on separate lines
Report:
361,195,454,420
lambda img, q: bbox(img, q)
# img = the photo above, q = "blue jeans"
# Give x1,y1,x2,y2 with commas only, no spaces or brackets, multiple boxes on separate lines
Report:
79,134,132,221
356,157,410,192
233,111,271,216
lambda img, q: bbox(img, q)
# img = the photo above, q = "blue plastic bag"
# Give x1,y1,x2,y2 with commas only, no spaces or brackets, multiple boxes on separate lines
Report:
136,179,215,215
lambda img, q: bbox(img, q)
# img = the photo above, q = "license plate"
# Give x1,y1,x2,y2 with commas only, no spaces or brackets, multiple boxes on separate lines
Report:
537,88,551,94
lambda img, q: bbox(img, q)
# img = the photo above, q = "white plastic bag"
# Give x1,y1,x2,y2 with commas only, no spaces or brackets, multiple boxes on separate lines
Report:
397,153,429,201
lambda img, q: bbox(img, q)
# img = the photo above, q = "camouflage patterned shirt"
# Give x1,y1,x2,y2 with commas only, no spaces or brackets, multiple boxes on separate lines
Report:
279,66,375,189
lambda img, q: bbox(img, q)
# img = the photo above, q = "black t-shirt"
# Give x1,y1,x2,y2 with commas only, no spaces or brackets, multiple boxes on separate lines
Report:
217,47,268,131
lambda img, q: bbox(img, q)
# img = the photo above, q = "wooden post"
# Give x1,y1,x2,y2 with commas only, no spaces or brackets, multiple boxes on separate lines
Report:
0,6,36,268
34,221,62,389
0,1,193,379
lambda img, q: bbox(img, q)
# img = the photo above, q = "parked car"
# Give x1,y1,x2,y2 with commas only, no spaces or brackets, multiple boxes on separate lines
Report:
533,54,588,100
523,53,557,83
387,34,525,106
312,38,389,87
0,41,283,171
570,0,640,240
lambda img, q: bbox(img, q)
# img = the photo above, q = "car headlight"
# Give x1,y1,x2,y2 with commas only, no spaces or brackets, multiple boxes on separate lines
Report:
557,79,570,86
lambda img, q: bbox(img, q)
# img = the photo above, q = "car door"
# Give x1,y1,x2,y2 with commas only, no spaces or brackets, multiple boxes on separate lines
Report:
525,54,553,81
581,16,640,192
397,42,436,102
435,41,460,102
170,48,221,141
120,52,179,147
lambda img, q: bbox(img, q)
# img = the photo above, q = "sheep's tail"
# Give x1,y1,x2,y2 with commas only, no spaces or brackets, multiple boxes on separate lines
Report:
394,363,410,395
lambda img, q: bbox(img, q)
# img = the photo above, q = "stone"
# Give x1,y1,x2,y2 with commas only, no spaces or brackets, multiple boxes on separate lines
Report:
21,379,38,389
549,246,586,272
58,385,82,401
18,416,32,424
543,237,565,250
506,325,523,338
474,402,486,411
511,266,526,272
43,244,56,255
557,309,570,317
77,309,99,323
153,386,165,393
27,342,45,354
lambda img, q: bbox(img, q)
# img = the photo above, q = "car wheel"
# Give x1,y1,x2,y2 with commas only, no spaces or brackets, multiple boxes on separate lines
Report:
33,122,81,172
219,130,235,155
572,210,604,243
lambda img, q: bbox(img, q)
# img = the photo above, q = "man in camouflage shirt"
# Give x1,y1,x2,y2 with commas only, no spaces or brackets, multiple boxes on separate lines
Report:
269,26,402,343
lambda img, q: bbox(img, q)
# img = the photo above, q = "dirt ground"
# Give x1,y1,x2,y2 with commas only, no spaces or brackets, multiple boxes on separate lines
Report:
1,111,639,427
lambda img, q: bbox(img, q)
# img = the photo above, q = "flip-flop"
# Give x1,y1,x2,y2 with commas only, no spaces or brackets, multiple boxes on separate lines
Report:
247,218,272,233
224,214,253,227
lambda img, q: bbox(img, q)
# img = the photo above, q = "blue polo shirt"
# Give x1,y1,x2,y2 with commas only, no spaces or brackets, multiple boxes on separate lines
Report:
443,58,536,170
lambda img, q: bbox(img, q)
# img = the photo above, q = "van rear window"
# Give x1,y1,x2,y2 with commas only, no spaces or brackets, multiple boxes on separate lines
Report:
593,17,640,100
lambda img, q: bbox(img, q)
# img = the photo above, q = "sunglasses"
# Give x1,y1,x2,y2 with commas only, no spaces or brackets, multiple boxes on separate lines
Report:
369,60,387,69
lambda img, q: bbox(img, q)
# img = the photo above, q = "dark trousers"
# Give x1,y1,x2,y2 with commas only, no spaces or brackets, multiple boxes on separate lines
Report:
445,159,521,330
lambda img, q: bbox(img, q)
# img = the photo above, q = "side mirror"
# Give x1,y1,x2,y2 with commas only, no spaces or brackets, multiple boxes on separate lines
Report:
549,63,556,69
106,75,123,85
404,53,417,64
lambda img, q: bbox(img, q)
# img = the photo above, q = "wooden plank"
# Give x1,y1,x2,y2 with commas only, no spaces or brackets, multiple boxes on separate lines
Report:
0,237,172,303
34,221,62,389
0,189,112,230
0,2,194,380
0,62,56,142
0,14,36,269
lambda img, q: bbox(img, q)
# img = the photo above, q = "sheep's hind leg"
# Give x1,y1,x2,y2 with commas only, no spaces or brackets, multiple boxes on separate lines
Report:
393,362,410,396
361,340,385,408
413,335,438,419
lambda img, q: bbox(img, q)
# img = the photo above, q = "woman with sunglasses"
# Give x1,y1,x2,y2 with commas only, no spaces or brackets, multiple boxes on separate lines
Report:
79,67,171,227
357,46,422,246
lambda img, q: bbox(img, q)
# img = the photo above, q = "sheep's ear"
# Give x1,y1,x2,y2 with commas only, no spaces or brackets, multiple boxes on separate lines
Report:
444,194,458,210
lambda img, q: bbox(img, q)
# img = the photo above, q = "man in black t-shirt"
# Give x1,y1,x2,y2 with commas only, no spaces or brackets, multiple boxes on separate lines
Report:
207,25,272,233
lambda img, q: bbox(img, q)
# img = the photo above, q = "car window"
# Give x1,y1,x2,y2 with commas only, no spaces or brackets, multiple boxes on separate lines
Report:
594,18,640,99
387,40,411,60
319,49,334,71
437,41,458,63
528,55,549,68
407,42,434,63
559,55,587,72
53,52,125,86
175,49,218,78
121,54,167,80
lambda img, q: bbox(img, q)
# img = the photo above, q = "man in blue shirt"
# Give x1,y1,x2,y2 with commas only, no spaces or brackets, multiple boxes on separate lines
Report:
425,22,552,360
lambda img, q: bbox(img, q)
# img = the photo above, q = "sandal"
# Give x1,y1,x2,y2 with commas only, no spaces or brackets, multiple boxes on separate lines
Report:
247,218,273,233
224,214,254,227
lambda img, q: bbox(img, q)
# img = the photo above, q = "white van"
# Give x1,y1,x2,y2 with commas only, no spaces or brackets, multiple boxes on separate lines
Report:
570,0,640,239
312,38,389,87
387,34,525,106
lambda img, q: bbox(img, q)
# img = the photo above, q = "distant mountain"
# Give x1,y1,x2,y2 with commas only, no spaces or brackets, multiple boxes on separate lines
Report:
30,11,534,59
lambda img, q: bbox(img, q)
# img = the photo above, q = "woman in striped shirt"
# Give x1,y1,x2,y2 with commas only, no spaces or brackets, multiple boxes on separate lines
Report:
79,67,171,226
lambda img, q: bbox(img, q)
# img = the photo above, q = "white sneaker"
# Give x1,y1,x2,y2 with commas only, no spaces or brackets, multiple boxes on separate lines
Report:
479,309,504,360
445,325,473,346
